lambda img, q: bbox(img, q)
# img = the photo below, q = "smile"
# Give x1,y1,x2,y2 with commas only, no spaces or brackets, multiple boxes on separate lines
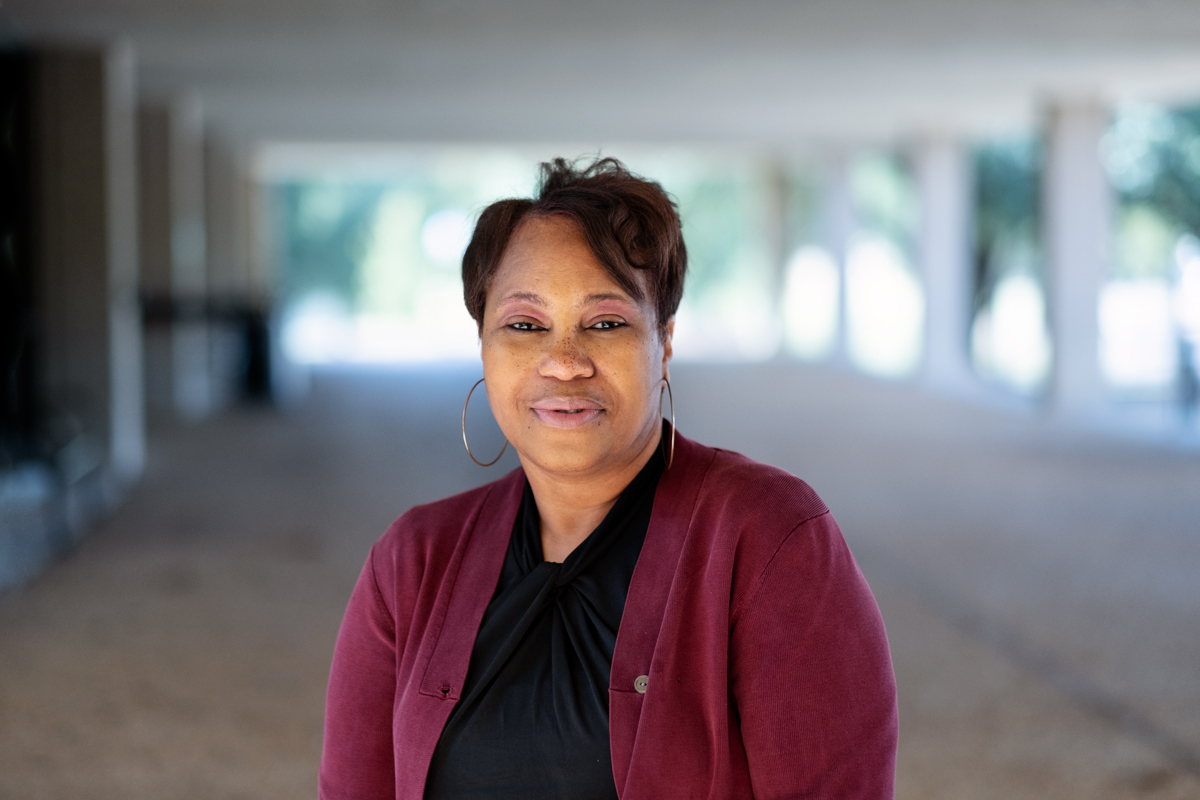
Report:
531,398,605,429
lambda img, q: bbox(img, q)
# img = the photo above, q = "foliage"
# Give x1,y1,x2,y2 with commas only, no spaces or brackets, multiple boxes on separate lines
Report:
971,137,1043,309
850,153,918,258
273,182,385,306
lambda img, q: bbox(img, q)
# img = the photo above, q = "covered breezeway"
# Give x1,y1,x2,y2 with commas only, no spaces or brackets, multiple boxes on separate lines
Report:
2,363,1198,799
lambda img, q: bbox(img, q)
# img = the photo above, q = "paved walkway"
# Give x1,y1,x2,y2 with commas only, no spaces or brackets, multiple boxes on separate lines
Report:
1,363,1197,799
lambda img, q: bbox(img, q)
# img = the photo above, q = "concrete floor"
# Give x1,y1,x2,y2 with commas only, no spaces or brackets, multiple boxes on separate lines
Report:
1,362,1198,799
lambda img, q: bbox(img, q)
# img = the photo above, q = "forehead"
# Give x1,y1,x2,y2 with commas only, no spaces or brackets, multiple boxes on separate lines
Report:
490,216,634,303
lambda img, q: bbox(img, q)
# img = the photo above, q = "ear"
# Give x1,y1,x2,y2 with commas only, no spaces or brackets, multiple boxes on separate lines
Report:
661,316,675,381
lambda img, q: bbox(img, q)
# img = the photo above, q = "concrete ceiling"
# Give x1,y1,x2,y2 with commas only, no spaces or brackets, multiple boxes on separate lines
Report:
7,0,1200,146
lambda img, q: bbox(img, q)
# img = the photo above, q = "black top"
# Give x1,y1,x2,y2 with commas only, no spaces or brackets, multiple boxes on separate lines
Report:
424,447,665,800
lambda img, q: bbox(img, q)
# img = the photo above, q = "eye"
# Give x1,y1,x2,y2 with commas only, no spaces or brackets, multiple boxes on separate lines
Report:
508,321,544,332
591,319,627,331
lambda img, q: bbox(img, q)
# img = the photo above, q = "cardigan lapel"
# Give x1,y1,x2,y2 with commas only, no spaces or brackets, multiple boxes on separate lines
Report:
417,467,525,702
611,430,714,689
608,430,715,788
398,468,525,800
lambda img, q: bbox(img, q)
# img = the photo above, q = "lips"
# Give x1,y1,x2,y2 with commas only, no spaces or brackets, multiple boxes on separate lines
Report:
530,396,605,429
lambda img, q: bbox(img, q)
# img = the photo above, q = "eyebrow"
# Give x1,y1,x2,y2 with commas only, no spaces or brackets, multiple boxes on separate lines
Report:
583,292,634,305
498,291,546,305
496,291,635,307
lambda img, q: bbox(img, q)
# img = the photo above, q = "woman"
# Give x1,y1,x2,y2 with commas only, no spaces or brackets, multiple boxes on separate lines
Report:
320,158,897,800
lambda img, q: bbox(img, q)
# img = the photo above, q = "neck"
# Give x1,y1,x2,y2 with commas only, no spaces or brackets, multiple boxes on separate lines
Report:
522,424,662,563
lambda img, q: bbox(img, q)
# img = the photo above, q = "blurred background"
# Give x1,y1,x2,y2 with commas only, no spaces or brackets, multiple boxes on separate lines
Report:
1,1,1199,798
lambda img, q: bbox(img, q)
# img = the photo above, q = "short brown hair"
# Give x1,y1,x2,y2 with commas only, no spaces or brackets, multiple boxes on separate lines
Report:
462,156,687,336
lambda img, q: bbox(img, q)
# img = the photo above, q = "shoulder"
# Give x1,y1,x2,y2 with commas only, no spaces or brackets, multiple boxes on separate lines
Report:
674,435,843,610
703,446,829,524
674,434,829,531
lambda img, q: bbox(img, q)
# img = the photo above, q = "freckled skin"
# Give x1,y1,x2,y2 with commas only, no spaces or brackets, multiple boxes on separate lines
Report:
480,216,674,562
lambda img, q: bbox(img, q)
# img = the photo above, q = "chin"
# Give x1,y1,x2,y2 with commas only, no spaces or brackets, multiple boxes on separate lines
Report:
521,433,615,475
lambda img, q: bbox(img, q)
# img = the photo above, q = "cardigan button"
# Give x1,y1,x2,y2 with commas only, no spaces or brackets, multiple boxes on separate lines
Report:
634,675,649,694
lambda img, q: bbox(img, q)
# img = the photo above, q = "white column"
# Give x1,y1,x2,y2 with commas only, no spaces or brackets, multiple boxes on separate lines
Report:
916,138,976,394
1044,102,1113,418
169,96,211,418
248,170,276,302
205,135,249,301
820,153,856,365
139,95,213,420
32,43,145,482
763,156,789,359
204,133,260,408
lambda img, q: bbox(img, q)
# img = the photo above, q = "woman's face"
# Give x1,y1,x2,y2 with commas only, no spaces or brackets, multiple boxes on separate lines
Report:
480,215,672,478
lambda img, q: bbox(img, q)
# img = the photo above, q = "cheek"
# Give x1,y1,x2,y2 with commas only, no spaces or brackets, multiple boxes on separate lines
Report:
481,340,533,419
610,341,662,411
482,332,540,367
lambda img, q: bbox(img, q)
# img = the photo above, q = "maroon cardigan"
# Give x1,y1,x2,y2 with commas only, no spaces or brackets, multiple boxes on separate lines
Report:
321,432,897,800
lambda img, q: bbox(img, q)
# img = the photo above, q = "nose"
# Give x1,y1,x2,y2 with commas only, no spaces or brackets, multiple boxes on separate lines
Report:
537,330,595,381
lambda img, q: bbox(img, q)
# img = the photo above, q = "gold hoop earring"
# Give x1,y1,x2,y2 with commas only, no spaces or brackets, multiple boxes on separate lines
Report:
462,378,509,467
661,377,676,469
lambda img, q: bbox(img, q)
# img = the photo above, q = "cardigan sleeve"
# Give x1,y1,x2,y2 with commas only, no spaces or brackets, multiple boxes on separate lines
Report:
320,544,398,800
729,511,898,800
